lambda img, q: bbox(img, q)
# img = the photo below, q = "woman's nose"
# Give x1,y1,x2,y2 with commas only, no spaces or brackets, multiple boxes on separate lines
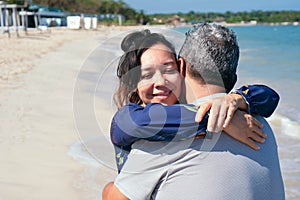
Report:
153,72,166,87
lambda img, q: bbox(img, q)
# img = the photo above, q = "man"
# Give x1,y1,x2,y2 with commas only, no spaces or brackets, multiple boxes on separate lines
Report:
103,23,284,199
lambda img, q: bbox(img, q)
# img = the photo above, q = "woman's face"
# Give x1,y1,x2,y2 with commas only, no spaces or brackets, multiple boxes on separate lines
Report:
137,43,182,106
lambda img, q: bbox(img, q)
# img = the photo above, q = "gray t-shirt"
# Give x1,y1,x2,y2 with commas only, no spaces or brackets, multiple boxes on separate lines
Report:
115,115,285,200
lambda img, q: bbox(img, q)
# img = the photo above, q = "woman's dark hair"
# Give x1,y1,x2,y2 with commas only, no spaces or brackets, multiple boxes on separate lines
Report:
114,29,177,108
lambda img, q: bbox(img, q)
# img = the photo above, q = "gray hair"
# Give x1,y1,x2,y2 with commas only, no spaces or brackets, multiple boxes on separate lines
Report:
179,23,239,92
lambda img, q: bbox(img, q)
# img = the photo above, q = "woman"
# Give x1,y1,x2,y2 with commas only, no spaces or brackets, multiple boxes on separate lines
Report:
111,29,279,173
114,29,183,108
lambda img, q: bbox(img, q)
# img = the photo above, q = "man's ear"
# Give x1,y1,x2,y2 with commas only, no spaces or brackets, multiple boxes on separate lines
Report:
178,57,186,77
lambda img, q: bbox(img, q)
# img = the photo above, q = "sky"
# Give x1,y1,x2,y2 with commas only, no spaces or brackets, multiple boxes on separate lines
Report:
123,0,300,14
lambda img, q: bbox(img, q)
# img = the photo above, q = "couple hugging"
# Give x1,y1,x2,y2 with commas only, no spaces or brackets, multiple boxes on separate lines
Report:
102,23,285,200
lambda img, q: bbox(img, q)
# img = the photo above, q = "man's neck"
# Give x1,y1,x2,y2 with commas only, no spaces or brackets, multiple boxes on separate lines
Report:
185,78,227,103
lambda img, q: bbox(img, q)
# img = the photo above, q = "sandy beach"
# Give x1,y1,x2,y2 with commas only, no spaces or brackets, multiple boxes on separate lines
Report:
0,27,129,200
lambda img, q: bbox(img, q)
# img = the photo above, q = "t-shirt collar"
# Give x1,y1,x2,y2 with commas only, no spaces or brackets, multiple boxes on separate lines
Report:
192,93,227,105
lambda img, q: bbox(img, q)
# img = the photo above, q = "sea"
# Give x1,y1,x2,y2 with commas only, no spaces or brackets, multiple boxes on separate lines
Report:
69,25,300,199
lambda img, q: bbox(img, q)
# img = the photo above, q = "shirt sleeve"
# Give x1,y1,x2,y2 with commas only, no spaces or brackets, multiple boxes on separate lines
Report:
110,103,208,147
233,84,280,118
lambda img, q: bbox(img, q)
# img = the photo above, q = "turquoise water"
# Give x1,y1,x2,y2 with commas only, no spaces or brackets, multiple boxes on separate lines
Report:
233,25,300,124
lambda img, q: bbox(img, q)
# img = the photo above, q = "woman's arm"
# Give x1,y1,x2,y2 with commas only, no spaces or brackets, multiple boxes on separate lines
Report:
111,103,207,172
111,103,207,147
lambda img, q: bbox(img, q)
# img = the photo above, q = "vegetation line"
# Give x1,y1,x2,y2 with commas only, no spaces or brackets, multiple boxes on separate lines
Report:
7,0,300,26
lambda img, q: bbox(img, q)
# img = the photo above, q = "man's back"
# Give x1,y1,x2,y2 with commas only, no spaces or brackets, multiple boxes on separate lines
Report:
115,115,285,200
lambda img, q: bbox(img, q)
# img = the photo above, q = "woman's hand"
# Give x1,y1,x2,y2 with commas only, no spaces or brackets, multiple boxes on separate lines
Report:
223,110,266,150
195,93,246,132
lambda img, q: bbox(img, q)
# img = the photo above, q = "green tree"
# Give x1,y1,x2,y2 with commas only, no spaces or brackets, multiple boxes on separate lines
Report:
7,0,26,5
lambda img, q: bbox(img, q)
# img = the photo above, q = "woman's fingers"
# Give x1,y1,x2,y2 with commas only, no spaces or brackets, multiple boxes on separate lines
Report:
243,113,267,145
249,133,266,144
223,105,236,129
199,96,239,132
245,138,261,150
245,113,267,140
207,102,223,132
223,95,240,128
214,102,228,132
252,117,264,129
223,110,267,150
251,124,266,139
249,125,266,144
195,101,211,122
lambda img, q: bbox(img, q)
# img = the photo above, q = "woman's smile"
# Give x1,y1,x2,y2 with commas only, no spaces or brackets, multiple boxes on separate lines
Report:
152,90,172,100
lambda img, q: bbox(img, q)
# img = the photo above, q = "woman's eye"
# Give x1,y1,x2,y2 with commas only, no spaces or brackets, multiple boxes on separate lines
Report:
164,68,177,74
141,73,153,79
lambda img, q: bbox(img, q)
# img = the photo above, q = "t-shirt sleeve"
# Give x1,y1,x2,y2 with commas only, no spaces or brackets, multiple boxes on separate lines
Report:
114,146,168,200
115,169,163,200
